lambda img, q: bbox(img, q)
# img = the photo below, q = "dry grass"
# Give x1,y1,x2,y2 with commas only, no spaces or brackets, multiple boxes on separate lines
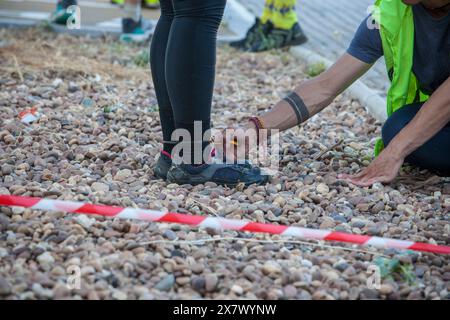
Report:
0,28,149,83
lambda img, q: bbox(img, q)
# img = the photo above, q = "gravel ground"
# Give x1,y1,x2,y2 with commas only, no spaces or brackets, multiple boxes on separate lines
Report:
0,28,449,300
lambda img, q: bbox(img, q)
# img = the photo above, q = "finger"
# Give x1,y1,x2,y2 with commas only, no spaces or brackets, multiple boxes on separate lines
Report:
338,171,366,180
352,169,371,179
356,177,380,187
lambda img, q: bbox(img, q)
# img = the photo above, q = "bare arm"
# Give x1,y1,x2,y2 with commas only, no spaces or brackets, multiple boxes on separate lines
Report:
341,76,450,187
255,53,372,131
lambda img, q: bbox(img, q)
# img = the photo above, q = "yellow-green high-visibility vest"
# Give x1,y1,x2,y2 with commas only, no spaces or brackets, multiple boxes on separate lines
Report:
373,0,430,155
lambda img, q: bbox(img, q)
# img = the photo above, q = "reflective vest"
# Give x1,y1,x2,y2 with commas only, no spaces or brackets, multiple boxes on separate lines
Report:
373,0,430,155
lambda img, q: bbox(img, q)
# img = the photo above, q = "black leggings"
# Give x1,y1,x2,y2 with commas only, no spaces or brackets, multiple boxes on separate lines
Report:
382,102,450,175
150,0,226,156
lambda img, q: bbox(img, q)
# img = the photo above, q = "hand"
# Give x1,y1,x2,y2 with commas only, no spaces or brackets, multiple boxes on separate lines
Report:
338,148,404,187
211,122,259,163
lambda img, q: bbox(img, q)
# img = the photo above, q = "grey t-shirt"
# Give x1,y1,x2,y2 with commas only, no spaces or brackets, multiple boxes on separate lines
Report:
347,4,450,95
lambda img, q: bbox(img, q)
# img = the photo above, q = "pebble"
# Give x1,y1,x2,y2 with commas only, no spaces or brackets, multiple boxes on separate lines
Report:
176,277,191,286
112,290,128,300
191,277,206,292
231,284,244,295
262,261,282,275
316,183,329,194
91,182,110,193
37,252,55,269
334,260,349,272
379,284,394,295
205,275,218,292
75,215,94,229
32,283,54,299
283,285,297,299
162,229,177,240
360,288,379,300
114,169,132,181
0,277,12,296
155,275,175,292
320,217,335,229
191,263,204,274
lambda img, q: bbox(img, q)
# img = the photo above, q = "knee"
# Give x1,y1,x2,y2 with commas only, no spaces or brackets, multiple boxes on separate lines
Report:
381,105,418,146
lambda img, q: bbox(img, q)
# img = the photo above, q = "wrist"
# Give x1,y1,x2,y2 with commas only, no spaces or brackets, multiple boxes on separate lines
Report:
384,141,407,160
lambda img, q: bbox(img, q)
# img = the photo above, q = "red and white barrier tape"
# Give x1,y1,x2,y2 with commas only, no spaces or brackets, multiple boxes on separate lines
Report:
0,195,449,255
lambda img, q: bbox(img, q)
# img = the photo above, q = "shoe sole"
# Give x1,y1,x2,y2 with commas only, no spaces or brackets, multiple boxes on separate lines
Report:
154,167,168,180
166,171,269,188
248,35,308,53
120,34,149,43
285,35,308,47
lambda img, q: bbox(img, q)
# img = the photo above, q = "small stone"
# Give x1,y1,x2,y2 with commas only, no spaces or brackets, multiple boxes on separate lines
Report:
32,283,54,299
1,164,13,175
91,182,110,193
379,284,393,295
52,78,63,87
205,274,218,292
75,215,94,229
396,204,415,215
114,169,132,181
68,82,79,93
112,290,127,300
0,276,12,296
191,277,206,292
331,213,347,223
334,260,349,272
176,277,191,286
191,263,204,274
316,183,329,194
155,274,175,292
12,206,25,214
163,229,177,240
37,252,55,268
262,261,282,275
301,259,313,268
371,201,385,214
360,288,379,300
319,217,335,229
442,272,450,281
350,219,368,229
128,224,140,234
283,285,297,299
231,284,244,295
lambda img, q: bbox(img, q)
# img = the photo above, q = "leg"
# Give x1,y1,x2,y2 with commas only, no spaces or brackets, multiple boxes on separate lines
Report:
261,0,275,24
271,0,298,30
120,0,149,42
163,0,268,186
382,103,450,174
150,0,175,154
123,0,141,23
166,0,226,164
51,0,78,24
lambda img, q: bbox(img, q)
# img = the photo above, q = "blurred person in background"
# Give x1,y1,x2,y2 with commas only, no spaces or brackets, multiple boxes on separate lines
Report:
111,0,160,9
230,0,307,52
51,0,77,24
51,0,152,42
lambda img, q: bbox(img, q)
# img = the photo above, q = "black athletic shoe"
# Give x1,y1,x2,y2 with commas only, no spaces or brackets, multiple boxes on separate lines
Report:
230,18,273,51
166,163,268,187
154,151,172,180
250,22,308,52
230,18,262,50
